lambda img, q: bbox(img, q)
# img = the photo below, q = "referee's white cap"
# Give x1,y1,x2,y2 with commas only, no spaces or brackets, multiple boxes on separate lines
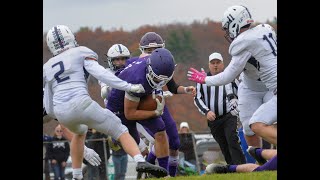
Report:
209,52,223,62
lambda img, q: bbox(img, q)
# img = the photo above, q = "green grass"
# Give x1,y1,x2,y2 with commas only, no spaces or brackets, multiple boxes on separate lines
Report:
147,171,277,180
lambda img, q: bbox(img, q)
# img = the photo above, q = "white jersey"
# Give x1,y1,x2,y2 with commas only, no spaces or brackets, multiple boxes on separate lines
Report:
205,24,277,91
230,24,277,90
240,64,268,92
43,46,132,117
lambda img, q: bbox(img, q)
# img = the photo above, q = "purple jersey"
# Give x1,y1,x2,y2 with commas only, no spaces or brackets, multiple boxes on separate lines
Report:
106,56,166,144
107,56,153,112
126,56,139,66
125,56,180,150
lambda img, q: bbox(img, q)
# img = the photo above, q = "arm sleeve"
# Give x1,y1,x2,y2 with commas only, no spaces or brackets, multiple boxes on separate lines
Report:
84,60,132,92
205,51,252,86
166,78,179,94
193,83,210,115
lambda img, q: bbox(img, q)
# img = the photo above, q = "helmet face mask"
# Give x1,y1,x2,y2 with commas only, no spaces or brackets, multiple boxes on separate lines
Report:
46,25,78,56
139,32,165,54
145,48,175,89
146,64,173,89
221,5,254,42
106,44,130,71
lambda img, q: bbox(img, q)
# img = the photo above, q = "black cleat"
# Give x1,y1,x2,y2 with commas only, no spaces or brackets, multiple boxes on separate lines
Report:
205,163,229,174
247,146,267,165
136,161,168,178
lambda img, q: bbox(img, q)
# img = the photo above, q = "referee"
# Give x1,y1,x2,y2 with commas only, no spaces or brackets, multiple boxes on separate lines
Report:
193,52,246,165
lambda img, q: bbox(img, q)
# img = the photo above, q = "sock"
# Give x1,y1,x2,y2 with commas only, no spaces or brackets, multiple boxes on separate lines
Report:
72,168,83,179
157,156,169,171
168,155,179,177
228,165,238,172
253,155,277,171
146,145,156,164
256,148,264,159
133,154,145,162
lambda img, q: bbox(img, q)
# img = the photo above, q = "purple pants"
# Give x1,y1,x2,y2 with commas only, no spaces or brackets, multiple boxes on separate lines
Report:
143,106,180,150
117,113,166,144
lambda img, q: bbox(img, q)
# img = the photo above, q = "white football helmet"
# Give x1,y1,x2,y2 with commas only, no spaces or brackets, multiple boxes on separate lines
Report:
46,25,78,56
106,44,130,71
221,5,254,41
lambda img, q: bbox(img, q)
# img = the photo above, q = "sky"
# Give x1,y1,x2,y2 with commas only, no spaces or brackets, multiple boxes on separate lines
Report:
43,0,277,33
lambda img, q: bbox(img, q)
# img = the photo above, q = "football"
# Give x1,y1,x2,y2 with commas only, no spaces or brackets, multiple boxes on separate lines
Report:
138,94,162,111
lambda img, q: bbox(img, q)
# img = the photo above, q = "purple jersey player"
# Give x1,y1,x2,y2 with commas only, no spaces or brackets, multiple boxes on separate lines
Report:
205,147,277,174
107,48,175,172
125,32,196,177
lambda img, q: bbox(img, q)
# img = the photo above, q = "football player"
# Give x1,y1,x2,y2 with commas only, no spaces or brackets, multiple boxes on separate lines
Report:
107,48,175,172
188,5,277,146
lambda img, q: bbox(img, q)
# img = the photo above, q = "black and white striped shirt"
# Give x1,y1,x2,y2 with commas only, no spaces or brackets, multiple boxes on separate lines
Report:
194,72,239,117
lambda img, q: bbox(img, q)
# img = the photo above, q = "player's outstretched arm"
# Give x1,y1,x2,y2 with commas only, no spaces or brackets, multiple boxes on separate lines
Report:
84,59,144,93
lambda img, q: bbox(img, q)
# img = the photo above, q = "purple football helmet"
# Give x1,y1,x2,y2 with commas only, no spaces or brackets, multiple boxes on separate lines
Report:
146,48,175,89
139,32,165,53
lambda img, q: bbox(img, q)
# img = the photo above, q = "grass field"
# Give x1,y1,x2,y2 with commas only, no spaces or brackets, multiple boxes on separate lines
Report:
147,171,277,180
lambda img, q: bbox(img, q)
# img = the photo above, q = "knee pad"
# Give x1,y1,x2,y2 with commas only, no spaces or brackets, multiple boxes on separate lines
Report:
67,124,88,135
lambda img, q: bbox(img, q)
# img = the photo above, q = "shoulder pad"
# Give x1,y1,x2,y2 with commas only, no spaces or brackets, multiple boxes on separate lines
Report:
229,31,252,56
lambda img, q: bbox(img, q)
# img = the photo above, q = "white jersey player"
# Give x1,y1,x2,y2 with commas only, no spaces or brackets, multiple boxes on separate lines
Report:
43,25,168,180
187,5,277,145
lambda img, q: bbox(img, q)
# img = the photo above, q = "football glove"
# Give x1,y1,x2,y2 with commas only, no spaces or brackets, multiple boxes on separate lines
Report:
187,67,206,84
130,84,145,93
83,146,101,166
229,99,240,116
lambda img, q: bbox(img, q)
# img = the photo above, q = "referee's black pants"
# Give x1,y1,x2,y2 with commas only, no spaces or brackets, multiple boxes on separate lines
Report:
208,112,246,165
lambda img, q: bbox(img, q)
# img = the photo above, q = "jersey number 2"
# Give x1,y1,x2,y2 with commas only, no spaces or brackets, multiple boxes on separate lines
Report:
263,33,277,56
52,61,70,83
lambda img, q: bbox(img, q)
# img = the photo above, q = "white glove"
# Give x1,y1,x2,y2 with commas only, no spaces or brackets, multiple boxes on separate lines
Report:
130,84,145,93
229,99,240,116
154,96,165,116
163,91,173,98
100,85,108,99
83,146,101,166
